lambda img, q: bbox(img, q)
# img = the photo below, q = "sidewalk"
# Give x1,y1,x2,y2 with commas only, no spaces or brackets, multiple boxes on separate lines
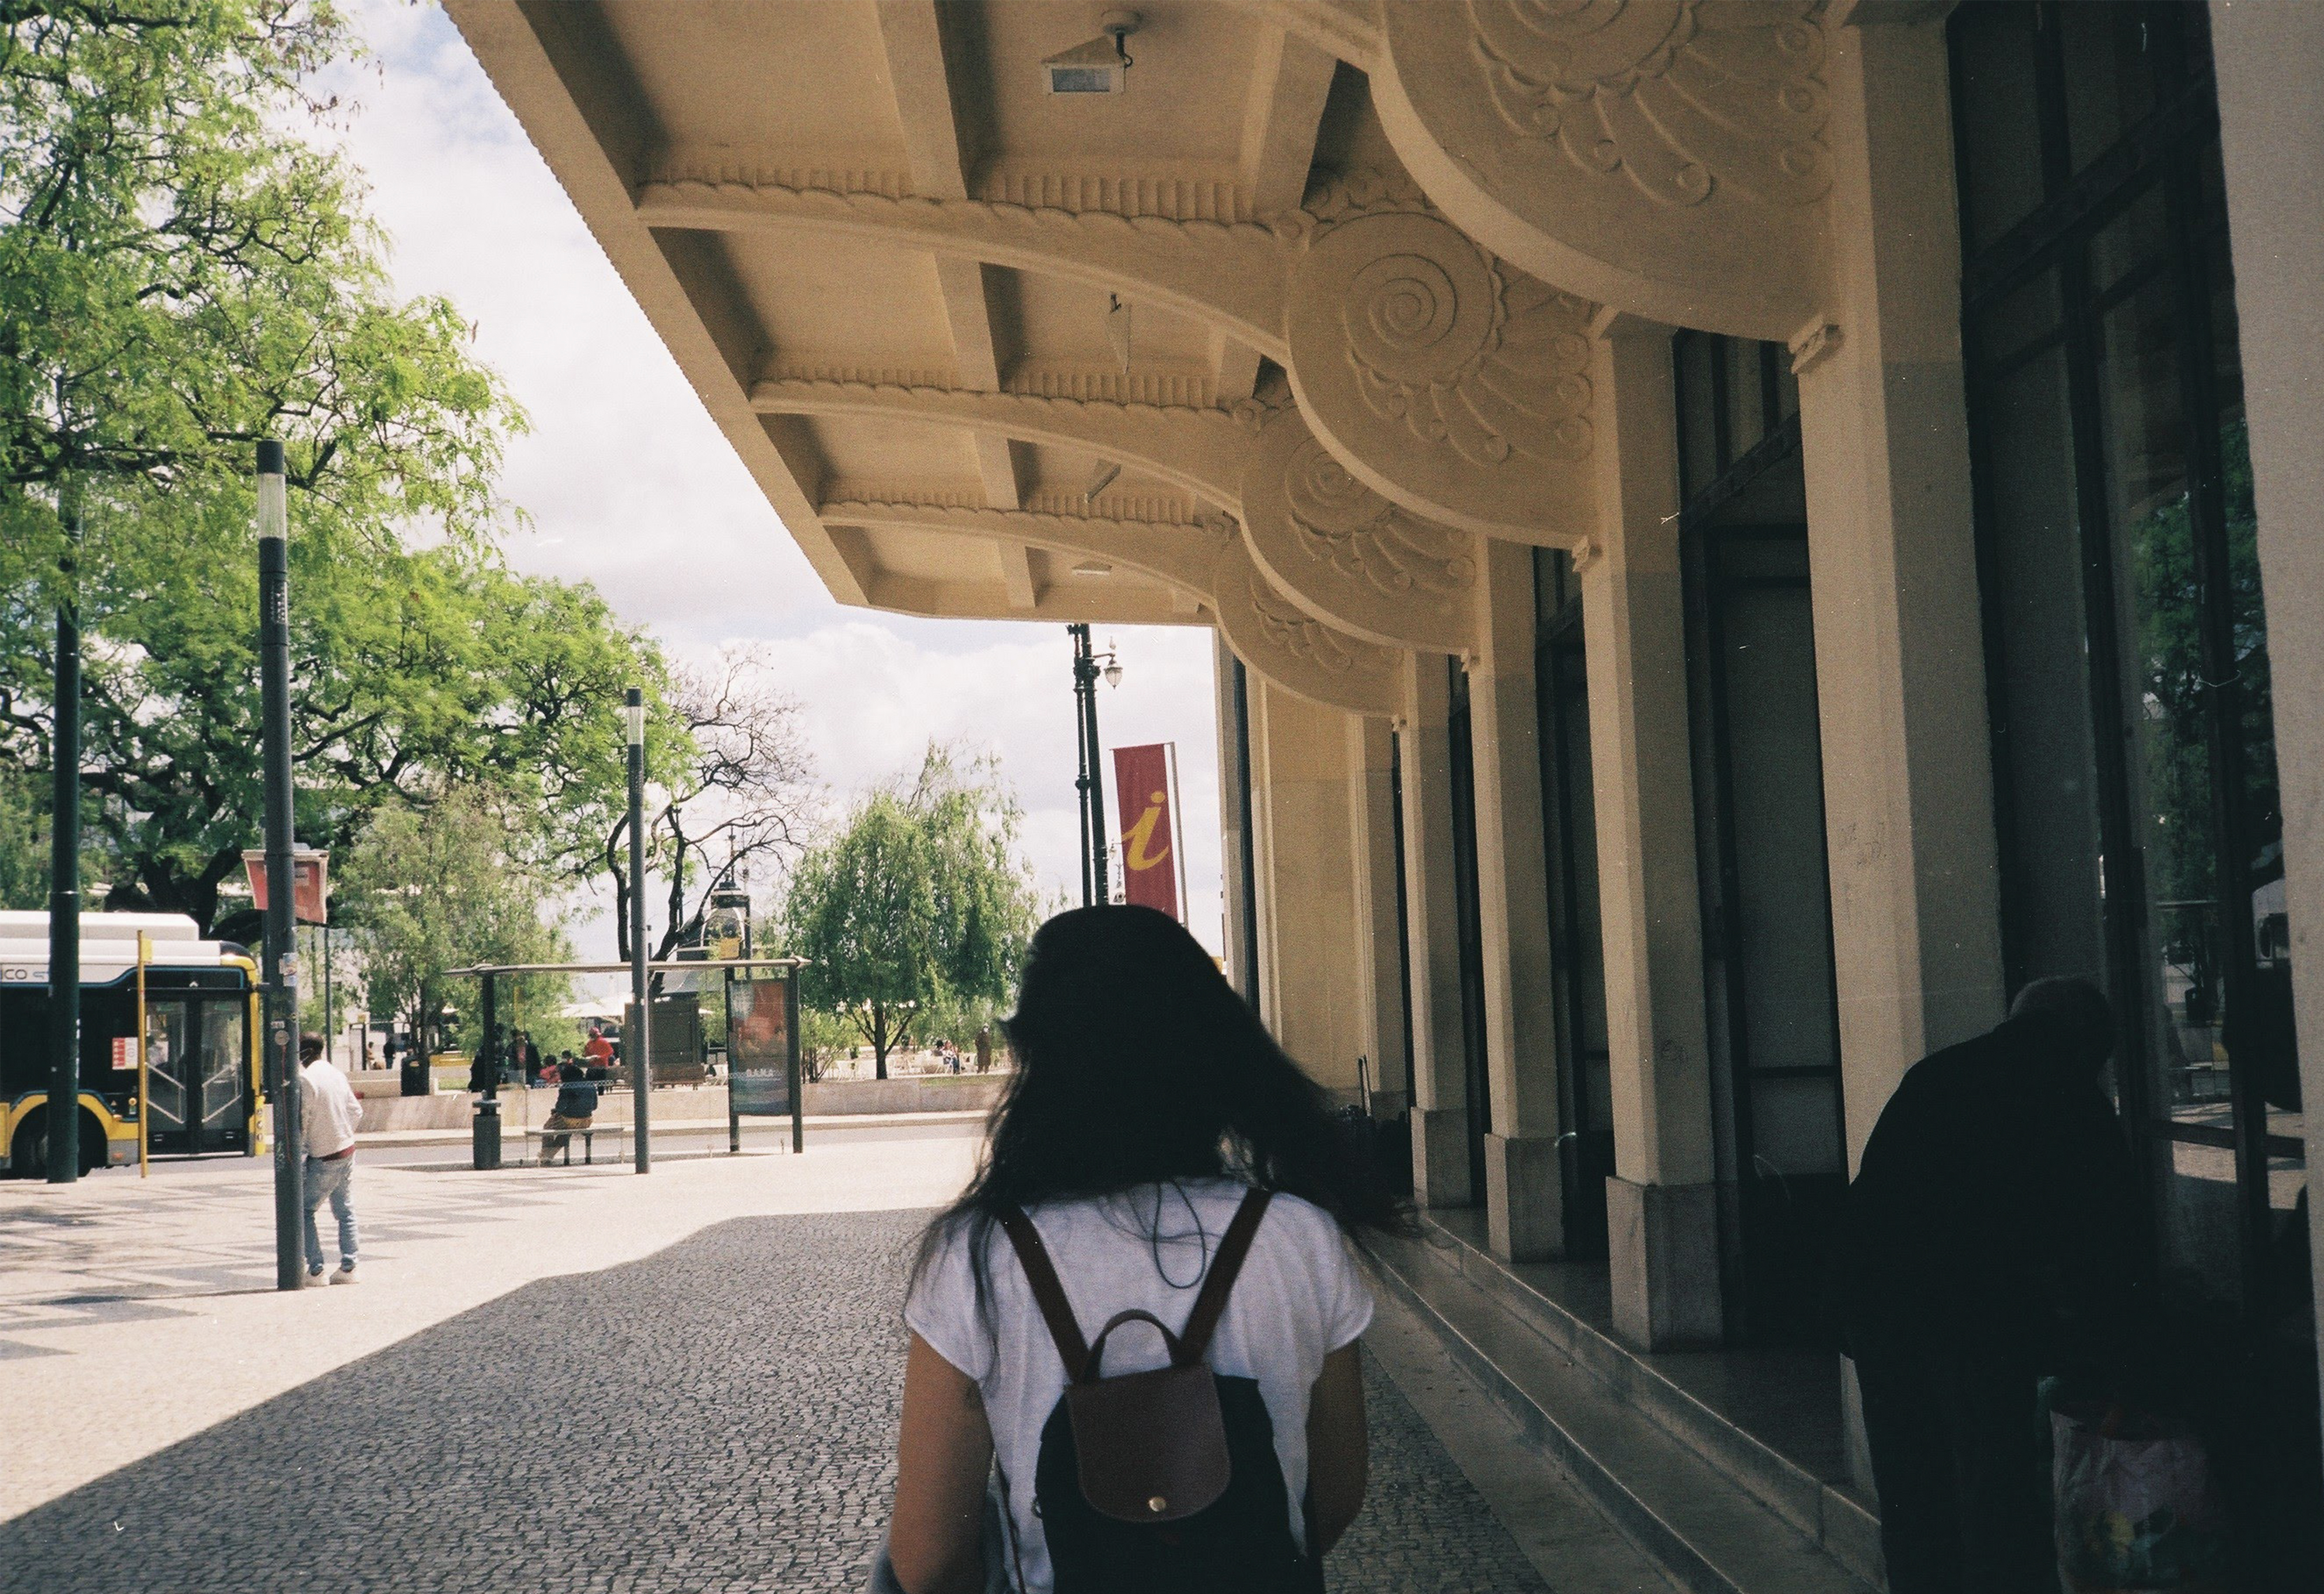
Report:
356,1106,989,1150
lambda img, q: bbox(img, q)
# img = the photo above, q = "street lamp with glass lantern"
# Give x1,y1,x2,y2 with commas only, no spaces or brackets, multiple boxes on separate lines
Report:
1068,626,1122,906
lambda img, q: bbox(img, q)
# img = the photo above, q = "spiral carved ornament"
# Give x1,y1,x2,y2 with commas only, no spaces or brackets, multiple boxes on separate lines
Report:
1285,205,1598,543
1239,407,1477,655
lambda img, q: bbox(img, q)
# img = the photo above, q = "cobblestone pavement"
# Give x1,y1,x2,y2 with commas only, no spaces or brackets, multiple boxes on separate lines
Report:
1,1207,1557,1593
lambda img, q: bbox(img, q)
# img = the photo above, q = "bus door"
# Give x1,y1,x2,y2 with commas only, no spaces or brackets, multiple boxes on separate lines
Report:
144,996,250,1155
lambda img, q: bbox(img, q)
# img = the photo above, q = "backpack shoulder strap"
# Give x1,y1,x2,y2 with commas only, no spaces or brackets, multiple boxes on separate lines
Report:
997,1205,1091,1381
1176,1188,1274,1366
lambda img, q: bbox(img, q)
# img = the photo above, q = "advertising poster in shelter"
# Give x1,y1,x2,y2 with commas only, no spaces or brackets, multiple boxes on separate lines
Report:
730,974,789,1074
1111,743,1184,921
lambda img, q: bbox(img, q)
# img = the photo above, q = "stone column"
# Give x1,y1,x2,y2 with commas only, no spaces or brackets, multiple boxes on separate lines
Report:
1795,9,2006,1170
1347,715,1411,1117
1398,652,1475,1207
1469,538,1565,1261
1247,679,1366,1097
2213,2,2324,1425
1582,319,1722,1348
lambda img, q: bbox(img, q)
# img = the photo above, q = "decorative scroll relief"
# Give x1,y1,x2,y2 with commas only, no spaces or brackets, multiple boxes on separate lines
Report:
1211,537,1402,718
1239,408,1477,654
1372,0,1830,341
1284,206,1598,545
1470,0,1832,210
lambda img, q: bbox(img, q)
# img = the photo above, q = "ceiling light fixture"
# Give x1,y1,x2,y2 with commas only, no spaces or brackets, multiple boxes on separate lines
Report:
1044,10,1140,95
1072,560,1113,577
1106,293,1131,373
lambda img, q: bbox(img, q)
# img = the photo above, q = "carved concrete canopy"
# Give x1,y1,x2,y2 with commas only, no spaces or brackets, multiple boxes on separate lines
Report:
1287,192,1599,543
1371,0,1833,341
1239,406,1478,655
446,0,1672,709
1212,535,1403,718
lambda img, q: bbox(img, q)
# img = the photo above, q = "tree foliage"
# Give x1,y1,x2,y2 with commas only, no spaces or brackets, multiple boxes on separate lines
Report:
783,746,1044,1079
3,1,510,545
608,645,813,966
335,788,570,1056
0,2,701,935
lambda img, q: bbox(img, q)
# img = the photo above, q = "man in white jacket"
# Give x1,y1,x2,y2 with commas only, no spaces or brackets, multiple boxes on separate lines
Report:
298,1034,364,1285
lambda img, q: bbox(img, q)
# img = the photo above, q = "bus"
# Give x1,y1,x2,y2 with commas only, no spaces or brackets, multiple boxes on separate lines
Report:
0,911,263,1177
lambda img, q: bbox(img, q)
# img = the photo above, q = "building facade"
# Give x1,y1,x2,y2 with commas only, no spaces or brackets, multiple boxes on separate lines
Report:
451,0,2324,1565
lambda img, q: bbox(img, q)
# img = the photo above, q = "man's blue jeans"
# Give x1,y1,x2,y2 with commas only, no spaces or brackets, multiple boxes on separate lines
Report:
303,1154,358,1270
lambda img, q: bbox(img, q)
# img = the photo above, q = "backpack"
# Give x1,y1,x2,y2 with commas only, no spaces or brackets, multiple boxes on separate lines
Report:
996,1188,1323,1594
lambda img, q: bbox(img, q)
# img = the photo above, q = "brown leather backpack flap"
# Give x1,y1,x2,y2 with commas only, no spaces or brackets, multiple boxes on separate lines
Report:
1065,1360,1232,1524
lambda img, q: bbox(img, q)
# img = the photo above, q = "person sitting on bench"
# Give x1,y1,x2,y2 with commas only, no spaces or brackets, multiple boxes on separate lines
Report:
540,1060,601,1164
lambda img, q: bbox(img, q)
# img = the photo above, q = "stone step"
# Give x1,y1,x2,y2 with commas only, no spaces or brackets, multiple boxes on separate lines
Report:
1412,1213,1885,1587
1368,1226,1882,1594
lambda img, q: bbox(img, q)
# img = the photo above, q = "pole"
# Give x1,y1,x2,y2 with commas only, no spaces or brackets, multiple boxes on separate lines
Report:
323,923,333,1062
258,439,304,1288
137,932,150,1178
627,686,651,1173
1070,626,1093,908
1082,645,1110,906
46,493,82,1184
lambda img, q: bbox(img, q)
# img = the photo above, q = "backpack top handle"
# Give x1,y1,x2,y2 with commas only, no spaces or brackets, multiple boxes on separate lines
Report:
998,1188,1274,1381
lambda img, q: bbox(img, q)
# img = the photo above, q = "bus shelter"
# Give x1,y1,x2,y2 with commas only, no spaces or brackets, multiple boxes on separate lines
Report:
443,957,805,1171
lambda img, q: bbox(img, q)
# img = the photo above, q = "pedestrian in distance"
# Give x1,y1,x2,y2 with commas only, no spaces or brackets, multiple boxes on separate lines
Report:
539,1059,601,1165
1838,976,2146,1594
583,1023,616,1070
297,1033,363,1286
880,904,1402,1594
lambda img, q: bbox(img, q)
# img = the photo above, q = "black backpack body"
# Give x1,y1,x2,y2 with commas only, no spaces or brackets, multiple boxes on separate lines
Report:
998,1189,1323,1594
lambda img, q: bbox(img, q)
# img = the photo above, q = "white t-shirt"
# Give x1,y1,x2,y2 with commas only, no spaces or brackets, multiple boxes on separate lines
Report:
905,1179,1374,1592
297,1061,363,1158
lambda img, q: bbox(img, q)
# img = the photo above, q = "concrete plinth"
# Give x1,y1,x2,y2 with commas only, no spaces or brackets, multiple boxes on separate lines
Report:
1606,1176,1721,1350
1484,1132,1563,1262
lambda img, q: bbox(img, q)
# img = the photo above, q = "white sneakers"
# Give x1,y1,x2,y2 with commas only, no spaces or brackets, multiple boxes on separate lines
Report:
331,1262,357,1285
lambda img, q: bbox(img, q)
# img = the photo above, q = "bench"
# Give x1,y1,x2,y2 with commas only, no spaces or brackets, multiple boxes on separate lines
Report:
537,1121,627,1166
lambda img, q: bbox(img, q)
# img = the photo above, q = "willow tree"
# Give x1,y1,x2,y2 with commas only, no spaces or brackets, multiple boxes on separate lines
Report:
784,747,1045,1079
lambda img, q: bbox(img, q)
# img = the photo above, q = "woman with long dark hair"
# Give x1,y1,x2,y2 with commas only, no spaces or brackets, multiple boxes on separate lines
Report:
882,905,1402,1594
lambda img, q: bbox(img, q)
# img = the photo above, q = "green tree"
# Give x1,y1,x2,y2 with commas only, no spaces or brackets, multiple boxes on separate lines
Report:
335,788,571,1057
783,746,1044,1079
0,765,110,911
0,2,679,934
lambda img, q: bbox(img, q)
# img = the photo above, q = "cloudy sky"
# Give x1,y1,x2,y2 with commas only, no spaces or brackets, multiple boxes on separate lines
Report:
318,2,1225,969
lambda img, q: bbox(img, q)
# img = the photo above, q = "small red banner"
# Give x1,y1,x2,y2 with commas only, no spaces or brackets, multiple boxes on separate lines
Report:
1112,743,1181,920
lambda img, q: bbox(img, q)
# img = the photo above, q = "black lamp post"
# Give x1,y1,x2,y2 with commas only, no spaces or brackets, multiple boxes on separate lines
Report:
257,440,304,1288
45,489,82,1184
1067,625,1122,906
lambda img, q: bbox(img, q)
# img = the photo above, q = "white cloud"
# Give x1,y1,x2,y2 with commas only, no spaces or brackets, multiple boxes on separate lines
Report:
319,3,1227,960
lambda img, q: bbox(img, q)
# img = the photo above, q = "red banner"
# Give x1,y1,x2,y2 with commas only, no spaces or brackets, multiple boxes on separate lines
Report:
1112,743,1181,920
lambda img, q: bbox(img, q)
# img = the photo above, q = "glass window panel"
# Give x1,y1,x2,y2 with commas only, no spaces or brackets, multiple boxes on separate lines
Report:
1750,1075,1846,1179
2089,180,2171,306
1980,325,2108,989
1722,581,1841,1082
2060,1,2164,176
2201,195,2302,1237
1975,269,2064,375
2092,213,2232,1162
1726,337,1768,459
1560,654,1608,1066
1677,333,1719,499
2151,1135,2243,1302
1951,0,2049,256
199,1000,247,1144
1775,356,1799,424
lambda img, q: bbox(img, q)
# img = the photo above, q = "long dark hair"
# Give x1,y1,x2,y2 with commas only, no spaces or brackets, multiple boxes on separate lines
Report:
912,905,1404,1304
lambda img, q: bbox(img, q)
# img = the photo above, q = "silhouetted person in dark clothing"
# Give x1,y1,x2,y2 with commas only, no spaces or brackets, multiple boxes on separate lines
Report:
1840,976,2144,1594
